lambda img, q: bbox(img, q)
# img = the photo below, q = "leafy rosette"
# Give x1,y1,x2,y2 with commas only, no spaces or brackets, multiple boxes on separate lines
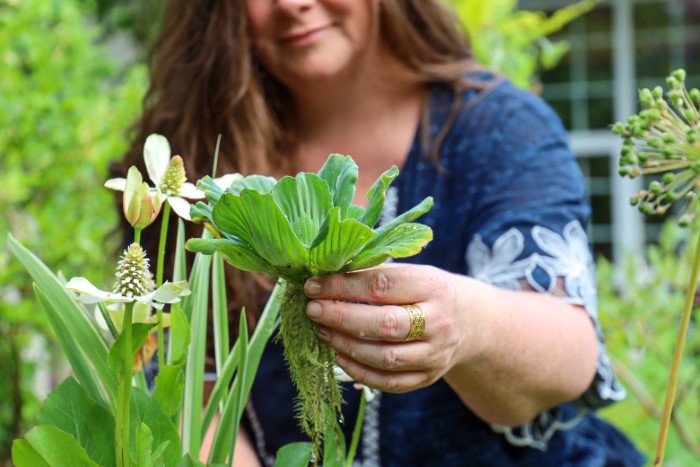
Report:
186,153,433,459
187,153,434,281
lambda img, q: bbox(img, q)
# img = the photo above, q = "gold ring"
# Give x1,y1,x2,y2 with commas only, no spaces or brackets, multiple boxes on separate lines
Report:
401,304,425,342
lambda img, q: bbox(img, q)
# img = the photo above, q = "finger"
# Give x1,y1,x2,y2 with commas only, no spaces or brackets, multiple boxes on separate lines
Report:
335,353,433,393
317,326,433,371
304,264,440,304
307,300,422,342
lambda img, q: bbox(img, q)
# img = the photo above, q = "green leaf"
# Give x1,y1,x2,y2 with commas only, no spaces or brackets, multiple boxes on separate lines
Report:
186,237,278,275
12,426,100,467
373,196,434,237
309,207,375,274
196,175,226,205
226,174,277,195
108,322,156,373
212,253,229,376
274,442,312,467
129,387,181,466
152,363,185,418
176,454,207,467
213,191,308,274
360,165,399,228
272,173,333,247
317,153,359,218
36,377,115,467
168,303,190,364
7,235,117,406
136,423,153,467
348,223,433,271
32,285,112,411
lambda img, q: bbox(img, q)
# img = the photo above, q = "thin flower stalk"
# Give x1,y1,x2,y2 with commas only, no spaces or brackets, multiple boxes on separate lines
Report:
613,69,700,466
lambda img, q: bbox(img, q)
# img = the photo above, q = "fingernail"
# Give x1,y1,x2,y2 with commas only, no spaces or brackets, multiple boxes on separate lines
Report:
305,278,321,296
306,301,322,319
316,326,330,341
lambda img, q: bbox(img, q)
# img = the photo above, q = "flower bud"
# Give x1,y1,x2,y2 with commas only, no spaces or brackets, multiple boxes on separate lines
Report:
672,69,686,83
123,166,162,229
652,86,664,99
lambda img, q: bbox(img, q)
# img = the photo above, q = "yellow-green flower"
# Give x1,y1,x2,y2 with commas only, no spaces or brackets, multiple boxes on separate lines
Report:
123,166,163,229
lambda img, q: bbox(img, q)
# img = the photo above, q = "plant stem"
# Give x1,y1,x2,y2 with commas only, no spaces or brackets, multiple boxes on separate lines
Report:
345,392,367,467
653,229,700,466
116,302,134,467
133,228,142,245
155,203,171,370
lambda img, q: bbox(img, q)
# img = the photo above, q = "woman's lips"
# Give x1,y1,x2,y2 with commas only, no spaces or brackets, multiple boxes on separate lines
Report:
279,25,330,47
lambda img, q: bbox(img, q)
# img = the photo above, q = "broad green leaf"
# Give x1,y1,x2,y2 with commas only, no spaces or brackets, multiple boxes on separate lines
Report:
36,377,115,467
309,207,375,274
274,442,312,467
152,363,185,418
108,322,157,374
186,237,278,275
317,153,359,218
213,191,308,273
129,387,182,466
348,223,433,271
190,201,214,226
226,174,277,195
196,175,226,205
360,165,399,228
33,286,112,411
12,426,99,467
168,303,190,364
347,204,365,220
7,235,117,404
272,173,333,247
136,423,153,467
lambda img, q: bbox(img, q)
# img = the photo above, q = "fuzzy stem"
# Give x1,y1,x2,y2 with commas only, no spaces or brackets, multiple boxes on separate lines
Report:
345,391,367,467
116,302,134,467
278,282,342,463
653,228,700,466
155,202,171,370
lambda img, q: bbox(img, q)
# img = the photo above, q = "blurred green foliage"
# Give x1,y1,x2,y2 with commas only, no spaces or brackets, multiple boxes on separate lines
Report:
0,0,146,459
449,0,601,90
598,220,700,466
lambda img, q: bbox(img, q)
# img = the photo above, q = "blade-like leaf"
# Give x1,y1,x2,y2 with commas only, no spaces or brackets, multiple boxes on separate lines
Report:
317,153,359,218
212,253,229,377
213,191,308,274
33,286,113,411
36,378,115,467
12,426,100,467
152,363,185,418
360,165,399,228
272,173,333,247
186,237,278,276
7,235,116,403
168,303,190,364
347,223,433,271
309,207,375,275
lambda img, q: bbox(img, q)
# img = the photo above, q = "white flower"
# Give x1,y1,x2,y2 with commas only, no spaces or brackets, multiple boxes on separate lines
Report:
333,365,378,402
94,301,172,333
66,276,189,310
105,134,237,220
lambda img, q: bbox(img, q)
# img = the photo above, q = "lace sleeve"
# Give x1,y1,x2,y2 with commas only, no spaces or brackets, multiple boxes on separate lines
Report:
466,220,626,450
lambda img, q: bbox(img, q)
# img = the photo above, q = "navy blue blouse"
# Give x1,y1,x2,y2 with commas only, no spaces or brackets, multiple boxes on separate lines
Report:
243,75,645,466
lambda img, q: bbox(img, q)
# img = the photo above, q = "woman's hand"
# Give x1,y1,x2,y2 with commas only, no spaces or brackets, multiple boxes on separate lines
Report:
303,263,475,394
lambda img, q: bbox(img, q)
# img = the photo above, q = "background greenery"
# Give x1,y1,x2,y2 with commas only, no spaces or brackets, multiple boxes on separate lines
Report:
2,0,698,465
0,0,146,462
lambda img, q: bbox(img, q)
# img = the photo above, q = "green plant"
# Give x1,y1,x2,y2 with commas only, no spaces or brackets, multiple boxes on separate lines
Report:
598,219,700,465
0,0,147,460
613,69,700,466
448,0,601,90
187,154,434,463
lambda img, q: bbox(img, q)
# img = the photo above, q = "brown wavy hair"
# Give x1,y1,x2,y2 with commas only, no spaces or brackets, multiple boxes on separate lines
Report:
111,0,480,329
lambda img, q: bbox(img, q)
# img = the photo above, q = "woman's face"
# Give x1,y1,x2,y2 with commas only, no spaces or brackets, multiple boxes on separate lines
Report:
246,0,379,89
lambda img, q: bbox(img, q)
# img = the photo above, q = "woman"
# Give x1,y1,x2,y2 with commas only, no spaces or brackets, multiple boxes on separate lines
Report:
115,0,644,465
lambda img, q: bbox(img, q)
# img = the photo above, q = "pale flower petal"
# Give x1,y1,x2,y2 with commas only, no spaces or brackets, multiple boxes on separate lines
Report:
144,134,171,187
65,277,130,304
104,178,127,192
179,182,206,200
150,280,191,303
168,196,194,220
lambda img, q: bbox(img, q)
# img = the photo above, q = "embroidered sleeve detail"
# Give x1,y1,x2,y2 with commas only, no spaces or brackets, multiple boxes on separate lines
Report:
466,220,626,449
